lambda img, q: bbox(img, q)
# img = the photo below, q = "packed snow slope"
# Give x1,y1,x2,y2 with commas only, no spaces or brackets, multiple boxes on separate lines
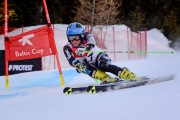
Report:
0,24,180,120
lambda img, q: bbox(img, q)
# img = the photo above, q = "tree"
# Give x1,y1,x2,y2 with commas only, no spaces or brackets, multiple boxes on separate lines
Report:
163,10,180,46
94,0,121,25
0,1,19,27
47,0,76,24
125,6,145,32
11,0,43,26
73,0,93,25
74,0,121,26
0,2,4,26
2,0,76,27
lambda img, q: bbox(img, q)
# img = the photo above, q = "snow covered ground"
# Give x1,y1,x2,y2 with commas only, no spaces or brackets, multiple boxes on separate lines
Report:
0,24,180,120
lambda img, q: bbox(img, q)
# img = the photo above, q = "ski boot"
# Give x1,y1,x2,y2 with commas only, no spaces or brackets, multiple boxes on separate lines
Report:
93,70,119,84
118,67,140,81
100,76,121,85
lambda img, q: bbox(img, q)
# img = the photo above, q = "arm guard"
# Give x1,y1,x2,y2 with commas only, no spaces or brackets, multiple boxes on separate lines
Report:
63,45,76,66
84,32,96,45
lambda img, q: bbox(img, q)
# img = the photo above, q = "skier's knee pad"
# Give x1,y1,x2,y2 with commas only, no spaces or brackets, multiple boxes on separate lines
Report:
97,53,111,71
98,60,109,71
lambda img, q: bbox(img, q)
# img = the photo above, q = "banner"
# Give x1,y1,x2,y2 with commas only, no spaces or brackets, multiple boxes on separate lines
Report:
3,0,64,88
0,50,42,76
5,25,57,61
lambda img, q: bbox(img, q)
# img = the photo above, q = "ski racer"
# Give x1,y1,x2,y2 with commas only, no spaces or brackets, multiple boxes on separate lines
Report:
63,22,140,83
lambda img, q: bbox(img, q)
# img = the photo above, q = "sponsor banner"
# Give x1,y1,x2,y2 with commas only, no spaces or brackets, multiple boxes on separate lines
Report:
5,25,57,60
0,50,42,76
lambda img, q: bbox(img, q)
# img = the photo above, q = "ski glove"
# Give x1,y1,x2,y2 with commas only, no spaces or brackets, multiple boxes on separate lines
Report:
85,44,94,51
72,60,85,72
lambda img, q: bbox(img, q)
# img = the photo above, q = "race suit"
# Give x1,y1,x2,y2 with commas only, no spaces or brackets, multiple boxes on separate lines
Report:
63,32,122,78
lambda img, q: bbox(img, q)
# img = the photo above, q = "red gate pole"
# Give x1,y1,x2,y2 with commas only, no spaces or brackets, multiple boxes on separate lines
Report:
100,27,103,50
4,0,9,89
127,27,130,60
42,0,51,25
140,31,142,58
137,32,139,59
145,28,147,58
42,0,65,87
113,26,116,61
53,24,56,69
130,31,133,60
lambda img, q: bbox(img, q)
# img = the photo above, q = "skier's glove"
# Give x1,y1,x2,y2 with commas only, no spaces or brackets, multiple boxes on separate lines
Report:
85,44,94,51
119,67,140,80
72,60,85,72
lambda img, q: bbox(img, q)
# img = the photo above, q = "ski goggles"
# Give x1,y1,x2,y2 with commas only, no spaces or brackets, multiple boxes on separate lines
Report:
68,35,81,41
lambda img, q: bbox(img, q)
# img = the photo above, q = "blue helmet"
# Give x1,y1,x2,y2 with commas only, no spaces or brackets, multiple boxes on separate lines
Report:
66,22,84,42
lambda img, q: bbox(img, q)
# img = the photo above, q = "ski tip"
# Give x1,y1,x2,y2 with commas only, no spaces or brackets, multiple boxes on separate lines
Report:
87,86,97,94
63,87,72,95
163,74,175,81
169,74,175,80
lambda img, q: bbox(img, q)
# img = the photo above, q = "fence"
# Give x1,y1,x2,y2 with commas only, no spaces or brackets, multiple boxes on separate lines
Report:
42,25,147,70
87,26,147,62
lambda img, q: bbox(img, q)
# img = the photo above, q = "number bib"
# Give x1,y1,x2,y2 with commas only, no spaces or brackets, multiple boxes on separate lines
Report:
72,47,88,58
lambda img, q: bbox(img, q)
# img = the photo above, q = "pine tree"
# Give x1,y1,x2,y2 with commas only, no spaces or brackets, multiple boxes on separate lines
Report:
163,10,180,46
74,0,121,25
126,6,145,32
0,0,19,27
73,0,93,25
94,0,121,25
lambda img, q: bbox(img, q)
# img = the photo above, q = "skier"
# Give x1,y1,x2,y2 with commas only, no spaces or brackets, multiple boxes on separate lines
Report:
63,22,140,83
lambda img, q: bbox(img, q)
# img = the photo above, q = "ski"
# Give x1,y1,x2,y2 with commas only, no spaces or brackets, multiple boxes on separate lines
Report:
63,77,127,94
63,80,146,95
63,74,174,94
63,86,87,94
87,74,174,94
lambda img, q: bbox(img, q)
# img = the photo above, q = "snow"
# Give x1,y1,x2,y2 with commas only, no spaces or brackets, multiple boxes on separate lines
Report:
0,24,180,120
